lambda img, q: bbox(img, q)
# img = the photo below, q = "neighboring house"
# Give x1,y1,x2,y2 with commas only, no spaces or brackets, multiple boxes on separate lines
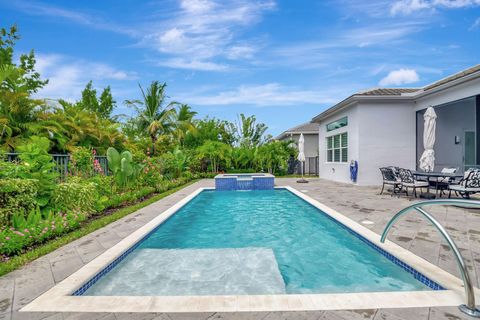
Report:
276,122,319,175
311,64,480,186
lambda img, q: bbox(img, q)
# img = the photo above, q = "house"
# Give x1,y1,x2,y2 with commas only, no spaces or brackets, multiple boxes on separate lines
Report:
276,122,319,174
311,64,480,186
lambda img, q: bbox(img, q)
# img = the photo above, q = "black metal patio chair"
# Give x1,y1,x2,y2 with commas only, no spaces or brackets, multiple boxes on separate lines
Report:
398,168,429,198
449,169,480,199
434,167,459,197
379,167,402,196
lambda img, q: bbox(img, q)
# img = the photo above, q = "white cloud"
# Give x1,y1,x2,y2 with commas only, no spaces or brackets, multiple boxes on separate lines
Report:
179,83,337,106
391,0,480,15
34,54,137,100
144,0,275,70
379,69,420,86
157,58,228,71
470,17,480,29
226,45,257,60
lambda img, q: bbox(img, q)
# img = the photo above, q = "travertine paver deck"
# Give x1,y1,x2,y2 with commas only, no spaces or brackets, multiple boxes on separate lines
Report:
1,178,479,320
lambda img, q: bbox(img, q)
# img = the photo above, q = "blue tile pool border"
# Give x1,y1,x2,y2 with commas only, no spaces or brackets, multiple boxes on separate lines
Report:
72,188,444,296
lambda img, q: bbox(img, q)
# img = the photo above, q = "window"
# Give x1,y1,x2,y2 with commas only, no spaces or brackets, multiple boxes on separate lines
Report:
326,132,348,163
326,116,348,132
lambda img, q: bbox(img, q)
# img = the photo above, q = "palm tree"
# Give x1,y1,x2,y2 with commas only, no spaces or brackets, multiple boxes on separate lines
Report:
125,81,176,155
173,104,197,146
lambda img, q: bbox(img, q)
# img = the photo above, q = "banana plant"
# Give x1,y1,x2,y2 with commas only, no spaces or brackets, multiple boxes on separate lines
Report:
107,147,143,189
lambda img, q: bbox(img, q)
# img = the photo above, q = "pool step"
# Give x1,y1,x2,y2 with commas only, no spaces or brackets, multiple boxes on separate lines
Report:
84,248,286,296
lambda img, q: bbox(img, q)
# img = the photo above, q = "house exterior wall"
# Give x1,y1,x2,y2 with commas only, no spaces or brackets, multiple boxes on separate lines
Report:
357,101,416,185
317,101,415,186
318,104,359,184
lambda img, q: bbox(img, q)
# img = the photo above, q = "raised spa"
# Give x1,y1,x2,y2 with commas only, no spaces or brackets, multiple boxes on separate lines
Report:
75,189,443,296
214,173,274,190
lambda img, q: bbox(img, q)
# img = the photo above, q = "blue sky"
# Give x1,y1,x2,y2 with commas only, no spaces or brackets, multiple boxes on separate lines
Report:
1,0,479,136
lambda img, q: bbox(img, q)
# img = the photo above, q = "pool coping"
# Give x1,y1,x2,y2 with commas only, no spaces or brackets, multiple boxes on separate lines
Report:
21,186,480,313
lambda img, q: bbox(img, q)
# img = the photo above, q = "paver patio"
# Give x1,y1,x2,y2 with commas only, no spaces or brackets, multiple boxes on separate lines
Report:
1,178,479,320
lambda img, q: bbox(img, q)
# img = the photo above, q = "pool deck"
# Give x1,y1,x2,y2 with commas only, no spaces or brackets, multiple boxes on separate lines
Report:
1,178,480,320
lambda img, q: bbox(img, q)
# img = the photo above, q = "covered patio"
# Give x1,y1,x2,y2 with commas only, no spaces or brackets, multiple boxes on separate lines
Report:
416,95,479,173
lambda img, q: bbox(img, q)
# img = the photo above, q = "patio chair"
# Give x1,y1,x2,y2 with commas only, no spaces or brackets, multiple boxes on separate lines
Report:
398,168,429,198
448,169,480,199
379,167,402,196
434,167,458,196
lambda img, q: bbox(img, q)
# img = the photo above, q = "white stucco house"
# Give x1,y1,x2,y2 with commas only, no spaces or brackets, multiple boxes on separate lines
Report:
276,122,319,174
311,64,480,186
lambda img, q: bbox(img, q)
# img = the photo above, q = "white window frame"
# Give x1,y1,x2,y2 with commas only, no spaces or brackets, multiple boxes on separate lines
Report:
326,131,348,163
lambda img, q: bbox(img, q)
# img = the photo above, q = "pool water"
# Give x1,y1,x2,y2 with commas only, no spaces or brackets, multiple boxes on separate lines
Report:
84,189,431,295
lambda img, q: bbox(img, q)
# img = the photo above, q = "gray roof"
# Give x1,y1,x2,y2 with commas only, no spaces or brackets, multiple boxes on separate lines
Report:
356,88,420,96
423,64,480,91
312,64,480,122
276,122,319,140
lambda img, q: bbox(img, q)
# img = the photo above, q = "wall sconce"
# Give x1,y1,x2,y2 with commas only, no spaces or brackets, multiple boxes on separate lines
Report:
454,136,461,144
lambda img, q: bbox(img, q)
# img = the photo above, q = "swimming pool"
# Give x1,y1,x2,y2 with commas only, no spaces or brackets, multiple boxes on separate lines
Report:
23,185,470,313
78,188,440,296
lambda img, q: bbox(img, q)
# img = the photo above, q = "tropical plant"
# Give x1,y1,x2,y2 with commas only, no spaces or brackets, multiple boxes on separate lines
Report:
183,117,236,149
196,140,231,173
16,136,58,206
125,81,176,155
172,104,197,146
106,147,143,189
255,140,292,174
235,114,269,148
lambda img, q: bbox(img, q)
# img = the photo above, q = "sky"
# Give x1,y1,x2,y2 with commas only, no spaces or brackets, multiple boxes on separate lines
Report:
1,0,479,136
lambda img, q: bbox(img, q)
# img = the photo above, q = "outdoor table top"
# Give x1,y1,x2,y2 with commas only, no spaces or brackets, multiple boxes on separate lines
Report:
412,171,463,178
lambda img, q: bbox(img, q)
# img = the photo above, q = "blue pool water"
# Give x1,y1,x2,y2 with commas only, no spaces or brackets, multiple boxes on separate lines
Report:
83,189,434,296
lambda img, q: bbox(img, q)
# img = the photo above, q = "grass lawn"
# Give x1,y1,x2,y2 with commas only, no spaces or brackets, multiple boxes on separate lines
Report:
0,180,198,277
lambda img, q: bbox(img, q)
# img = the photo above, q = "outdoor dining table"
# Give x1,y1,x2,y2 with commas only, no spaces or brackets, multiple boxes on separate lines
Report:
412,171,463,199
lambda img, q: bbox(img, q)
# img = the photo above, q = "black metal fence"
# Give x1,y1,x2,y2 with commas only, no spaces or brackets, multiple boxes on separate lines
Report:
288,156,319,176
4,153,108,179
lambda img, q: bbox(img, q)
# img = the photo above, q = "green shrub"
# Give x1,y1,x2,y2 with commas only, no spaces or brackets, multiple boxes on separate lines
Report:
0,179,39,225
51,181,97,213
69,146,94,177
0,208,87,256
139,156,164,188
16,136,58,206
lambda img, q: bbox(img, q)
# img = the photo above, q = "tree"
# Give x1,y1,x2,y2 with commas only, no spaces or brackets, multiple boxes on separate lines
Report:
99,86,115,119
0,25,48,93
125,81,176,155
173,104,197,146
0,25,53,151
75,81,115,119
196,140,231,173
235,114,268,148
255,140,292,174
183,117,236,149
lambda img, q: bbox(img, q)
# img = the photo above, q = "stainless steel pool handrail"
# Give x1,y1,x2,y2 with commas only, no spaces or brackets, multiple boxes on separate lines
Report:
380,199,480,318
